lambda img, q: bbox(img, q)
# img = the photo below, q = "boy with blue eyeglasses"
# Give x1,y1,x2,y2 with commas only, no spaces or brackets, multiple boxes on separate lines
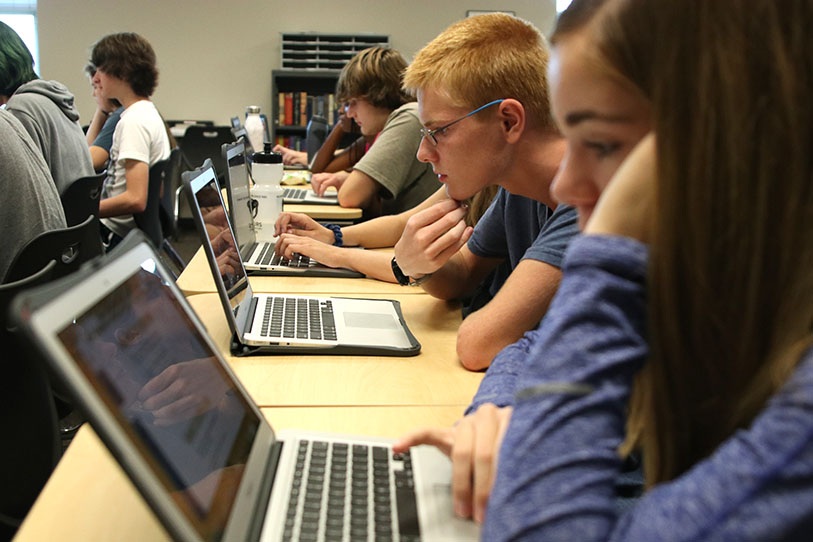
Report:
392,13,579,372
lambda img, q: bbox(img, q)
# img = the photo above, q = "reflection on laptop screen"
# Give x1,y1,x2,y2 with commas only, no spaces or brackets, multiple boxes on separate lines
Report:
226,149,256,257
192,177,250,313
55,259,260,541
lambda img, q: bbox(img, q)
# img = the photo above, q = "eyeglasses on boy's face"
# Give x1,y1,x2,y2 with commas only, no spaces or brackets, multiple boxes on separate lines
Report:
342,98,360,113
420,99,505,146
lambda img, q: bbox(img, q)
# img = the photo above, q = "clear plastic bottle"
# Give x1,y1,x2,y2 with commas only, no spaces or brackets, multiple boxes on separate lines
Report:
244,105,265,154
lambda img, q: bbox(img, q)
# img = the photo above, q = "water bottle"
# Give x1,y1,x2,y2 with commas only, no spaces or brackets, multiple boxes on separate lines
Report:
306,114,329,167
244,106,265,155
250,143,284,241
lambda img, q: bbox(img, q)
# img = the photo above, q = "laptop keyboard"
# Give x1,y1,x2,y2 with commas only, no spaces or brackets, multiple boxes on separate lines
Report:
283,440,420,542
283,187,307,200
260,297,337,341
253,243,316,268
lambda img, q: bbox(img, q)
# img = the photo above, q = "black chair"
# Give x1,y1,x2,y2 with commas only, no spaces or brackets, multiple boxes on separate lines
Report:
159,147,184,240
0,261,61,539
3,215,103,284
133,153,187,276
59,172,106,227
179,125,235,180
166,119,214,127
133,157,169,248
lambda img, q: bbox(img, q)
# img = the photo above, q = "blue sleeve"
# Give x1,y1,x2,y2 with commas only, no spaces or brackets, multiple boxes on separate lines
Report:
92,107,122,152
466,331,539,414
483,235,813,541
521,204,580,269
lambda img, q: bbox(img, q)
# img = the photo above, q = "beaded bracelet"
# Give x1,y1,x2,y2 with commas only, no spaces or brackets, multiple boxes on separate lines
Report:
325,224,343,247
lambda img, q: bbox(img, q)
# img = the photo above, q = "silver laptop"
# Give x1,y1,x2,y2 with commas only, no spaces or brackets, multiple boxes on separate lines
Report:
11,233,478,542
228,135,336,204
281,183,340,206
182,161,420,357
220,143,362,278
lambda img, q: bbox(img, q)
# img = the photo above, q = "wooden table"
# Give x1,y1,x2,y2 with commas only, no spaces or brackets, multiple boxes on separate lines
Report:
176,246,415,296
14,406,468,542
186,294,481,407
283,202,361,221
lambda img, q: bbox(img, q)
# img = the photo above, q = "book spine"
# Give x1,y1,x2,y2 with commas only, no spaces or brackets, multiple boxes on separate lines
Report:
284,92,293,125
299,91,308,126
278,93,285,125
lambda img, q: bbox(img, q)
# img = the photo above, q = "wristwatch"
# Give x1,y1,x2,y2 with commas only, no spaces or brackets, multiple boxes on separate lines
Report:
391,257,432,287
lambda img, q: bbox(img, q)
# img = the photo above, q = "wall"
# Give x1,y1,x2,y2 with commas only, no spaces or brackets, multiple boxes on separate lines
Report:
37,0,556,126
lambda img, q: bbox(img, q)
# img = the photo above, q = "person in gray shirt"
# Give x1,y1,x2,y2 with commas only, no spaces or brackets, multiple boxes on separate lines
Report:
0,109,67,280
0,22,94,194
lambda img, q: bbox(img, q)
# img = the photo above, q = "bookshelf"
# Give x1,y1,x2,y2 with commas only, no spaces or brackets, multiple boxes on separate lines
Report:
272,33,389,150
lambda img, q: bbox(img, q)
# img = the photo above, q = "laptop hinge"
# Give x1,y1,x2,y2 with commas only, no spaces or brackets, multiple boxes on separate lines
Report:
247,440,283,542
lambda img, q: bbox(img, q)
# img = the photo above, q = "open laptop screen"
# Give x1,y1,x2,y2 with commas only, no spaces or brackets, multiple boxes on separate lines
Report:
225,144,257,258
191,175,251,314
56,260,260,541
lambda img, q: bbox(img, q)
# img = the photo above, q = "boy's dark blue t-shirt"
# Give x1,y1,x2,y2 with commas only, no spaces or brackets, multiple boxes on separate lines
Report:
467,187,580,298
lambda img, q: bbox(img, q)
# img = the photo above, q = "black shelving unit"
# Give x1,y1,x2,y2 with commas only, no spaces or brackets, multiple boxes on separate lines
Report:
271,70,341,148
280,33,389,71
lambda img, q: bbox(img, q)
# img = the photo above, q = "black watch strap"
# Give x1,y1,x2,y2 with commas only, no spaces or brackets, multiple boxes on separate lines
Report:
391,257,432,286
391,257,410,286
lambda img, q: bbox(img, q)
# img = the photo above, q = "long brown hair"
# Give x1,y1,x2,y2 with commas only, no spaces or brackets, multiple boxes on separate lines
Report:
555,0,813,485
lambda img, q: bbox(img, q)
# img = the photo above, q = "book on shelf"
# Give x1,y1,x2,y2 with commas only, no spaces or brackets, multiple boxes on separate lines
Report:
275,91,339,127
275,134,304,150
284,93,293,126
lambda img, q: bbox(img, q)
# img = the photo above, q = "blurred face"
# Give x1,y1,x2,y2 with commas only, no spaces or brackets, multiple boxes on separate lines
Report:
343,97,390,137
89,79,114,113
548,34,651,229
92,68,125,102
415,87,504,201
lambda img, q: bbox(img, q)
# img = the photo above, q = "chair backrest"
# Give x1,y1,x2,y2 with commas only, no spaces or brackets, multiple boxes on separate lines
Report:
179,125,235,180
59,172,106,227
0,260,61,536
159,148,183,239
3,215,103,284
134,156,170,248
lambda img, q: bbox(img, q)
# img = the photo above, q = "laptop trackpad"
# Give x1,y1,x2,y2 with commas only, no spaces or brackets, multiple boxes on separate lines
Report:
343,312,399,329
335,304,412,348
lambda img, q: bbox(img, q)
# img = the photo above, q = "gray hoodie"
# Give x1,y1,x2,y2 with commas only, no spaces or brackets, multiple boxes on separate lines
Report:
6,79,94,194
0,109,66,280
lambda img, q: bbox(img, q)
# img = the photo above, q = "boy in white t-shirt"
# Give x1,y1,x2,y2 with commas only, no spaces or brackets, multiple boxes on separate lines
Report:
89,32,170,247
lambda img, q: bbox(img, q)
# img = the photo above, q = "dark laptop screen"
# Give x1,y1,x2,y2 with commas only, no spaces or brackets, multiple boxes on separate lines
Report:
192,177,250,314
56,259,260,541
225,147,256,258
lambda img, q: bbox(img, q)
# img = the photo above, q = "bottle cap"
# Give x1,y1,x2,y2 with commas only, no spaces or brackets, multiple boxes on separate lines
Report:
253,143,282,164
246,105,261,114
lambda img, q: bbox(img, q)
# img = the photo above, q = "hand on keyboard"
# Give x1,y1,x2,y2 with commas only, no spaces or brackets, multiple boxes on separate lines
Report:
392,403,513,524
276,233,347,269
274,212,334,245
